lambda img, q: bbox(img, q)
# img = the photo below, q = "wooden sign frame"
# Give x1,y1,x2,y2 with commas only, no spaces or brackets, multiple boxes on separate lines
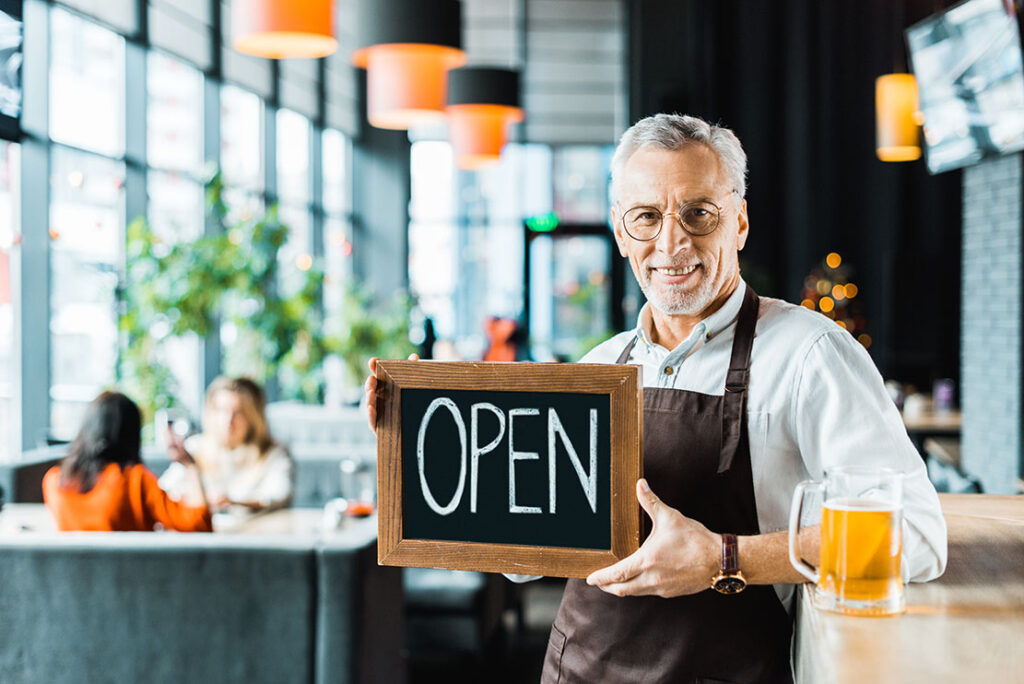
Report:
375,360,643,579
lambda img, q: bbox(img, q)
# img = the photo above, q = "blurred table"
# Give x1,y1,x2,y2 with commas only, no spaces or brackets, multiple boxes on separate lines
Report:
902,409,961,459
0,503,371,538
0,503,54,534
216,506,373,536
901,409,962,434
795,493,1024,683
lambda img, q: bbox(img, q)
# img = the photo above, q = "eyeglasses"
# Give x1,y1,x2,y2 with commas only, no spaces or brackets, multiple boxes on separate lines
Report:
619,198,732,241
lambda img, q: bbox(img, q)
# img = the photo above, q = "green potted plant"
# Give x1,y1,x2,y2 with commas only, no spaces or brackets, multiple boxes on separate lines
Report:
325,281,415,404
119,172,329,430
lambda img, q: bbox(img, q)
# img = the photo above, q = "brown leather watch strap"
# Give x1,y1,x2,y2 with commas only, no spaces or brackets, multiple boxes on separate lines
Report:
721,533,739,574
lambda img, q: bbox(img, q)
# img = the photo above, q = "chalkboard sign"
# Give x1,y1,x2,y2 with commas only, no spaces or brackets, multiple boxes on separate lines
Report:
376,360,643,578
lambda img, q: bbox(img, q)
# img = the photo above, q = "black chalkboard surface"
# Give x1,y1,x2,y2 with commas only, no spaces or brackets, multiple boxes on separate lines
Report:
376,360,642,578
401,388,611,550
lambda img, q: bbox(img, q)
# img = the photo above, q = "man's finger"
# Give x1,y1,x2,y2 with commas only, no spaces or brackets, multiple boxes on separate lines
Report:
591,576,656,598
408,353,420,361
586,553,643,587
636,478,664,523
365,374,376,391
368,356,380,373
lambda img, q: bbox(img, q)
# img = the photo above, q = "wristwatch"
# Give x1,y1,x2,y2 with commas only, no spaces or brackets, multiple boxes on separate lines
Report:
711,533,747,594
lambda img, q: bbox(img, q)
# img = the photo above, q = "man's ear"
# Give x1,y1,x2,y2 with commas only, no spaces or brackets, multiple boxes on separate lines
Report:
610,206,629,257
736,199,749,251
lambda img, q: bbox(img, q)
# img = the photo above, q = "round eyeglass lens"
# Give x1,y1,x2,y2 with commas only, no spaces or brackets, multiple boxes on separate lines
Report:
680,202,720,235
623,207,663,240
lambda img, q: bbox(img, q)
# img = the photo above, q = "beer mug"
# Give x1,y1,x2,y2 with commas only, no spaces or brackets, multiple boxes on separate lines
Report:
789,466,905,616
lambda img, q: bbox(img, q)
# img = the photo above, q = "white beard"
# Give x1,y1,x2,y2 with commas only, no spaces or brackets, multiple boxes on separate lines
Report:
641,268,718,316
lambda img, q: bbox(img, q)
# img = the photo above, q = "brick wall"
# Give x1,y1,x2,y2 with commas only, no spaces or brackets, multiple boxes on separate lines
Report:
960,153,1022,494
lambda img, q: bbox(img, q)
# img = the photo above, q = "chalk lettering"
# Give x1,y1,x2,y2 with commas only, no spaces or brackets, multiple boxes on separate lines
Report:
416,397,467,516
547,408,599,514
508,408,542,514
470,402,505,513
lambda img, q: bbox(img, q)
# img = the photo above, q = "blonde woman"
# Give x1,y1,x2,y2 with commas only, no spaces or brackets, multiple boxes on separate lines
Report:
161,377,293,513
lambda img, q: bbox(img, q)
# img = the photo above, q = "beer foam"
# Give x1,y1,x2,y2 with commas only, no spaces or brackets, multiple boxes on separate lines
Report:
823,497,900,513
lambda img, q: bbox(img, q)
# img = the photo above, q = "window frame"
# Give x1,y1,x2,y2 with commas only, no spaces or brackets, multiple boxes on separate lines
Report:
5,2,354,459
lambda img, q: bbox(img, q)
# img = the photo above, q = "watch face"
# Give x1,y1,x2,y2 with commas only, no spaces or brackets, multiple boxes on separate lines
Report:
714,576,747,594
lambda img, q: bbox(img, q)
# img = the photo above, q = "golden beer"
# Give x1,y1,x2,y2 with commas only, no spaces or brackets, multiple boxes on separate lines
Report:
817,498,903,616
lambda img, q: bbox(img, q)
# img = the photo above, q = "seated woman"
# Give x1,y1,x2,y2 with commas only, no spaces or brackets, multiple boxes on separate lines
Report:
43,392,212,532
160,377,293,514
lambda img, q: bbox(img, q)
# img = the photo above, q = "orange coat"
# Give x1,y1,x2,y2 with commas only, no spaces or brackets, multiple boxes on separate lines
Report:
43,463,212,532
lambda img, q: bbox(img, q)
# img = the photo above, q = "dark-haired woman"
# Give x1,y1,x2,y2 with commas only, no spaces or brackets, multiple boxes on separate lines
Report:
43,392,212,532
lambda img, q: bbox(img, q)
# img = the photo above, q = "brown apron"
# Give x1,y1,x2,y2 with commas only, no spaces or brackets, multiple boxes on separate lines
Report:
542,287,794,684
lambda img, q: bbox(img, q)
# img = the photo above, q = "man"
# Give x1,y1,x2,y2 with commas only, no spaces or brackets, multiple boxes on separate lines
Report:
539,114,946,682
367,114,947,682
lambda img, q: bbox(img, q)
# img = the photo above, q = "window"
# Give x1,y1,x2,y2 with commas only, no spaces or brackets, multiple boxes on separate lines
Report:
220,84,263,223
147,51,204,243
147,52,203,176
0,142,18,460
407,142,614,361
322,128,351,311
219,84,264,378
8,2,363,458
408,141,458,340
47,8,127,440
146,52,205,414
276,108,313,297
553,147,613,224
408,141,544,356
529,233,612,361
321,128,353,405
49,7,125,157
49,147,125,440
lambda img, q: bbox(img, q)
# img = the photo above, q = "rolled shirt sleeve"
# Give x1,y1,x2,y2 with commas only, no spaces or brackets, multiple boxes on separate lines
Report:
791,328,948,583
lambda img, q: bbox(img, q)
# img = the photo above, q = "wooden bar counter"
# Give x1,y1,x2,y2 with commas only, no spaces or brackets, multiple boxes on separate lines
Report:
795,494,1024,682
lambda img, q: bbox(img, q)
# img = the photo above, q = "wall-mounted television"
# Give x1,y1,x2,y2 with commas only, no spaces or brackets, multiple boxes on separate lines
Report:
906,0,1024,174
0,0,21,142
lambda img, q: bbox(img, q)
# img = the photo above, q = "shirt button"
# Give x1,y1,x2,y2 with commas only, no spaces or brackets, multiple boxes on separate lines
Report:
663,366,674,376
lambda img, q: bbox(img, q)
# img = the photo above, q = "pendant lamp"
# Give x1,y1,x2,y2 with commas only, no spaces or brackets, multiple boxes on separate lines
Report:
232,0,337,59
876,73,921,162
447,67,524,170
352,0,466,130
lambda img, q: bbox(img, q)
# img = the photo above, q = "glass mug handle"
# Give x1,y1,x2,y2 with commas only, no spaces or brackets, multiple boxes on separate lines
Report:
788,480,822,583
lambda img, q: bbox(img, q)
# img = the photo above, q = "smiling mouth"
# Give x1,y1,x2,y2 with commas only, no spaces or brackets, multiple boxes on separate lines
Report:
652,264,700,276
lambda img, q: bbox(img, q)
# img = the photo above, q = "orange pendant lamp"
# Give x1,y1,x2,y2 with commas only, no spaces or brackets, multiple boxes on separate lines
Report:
352,0,466,130
232,0,337,59
876,73,922,162
447,67,524,170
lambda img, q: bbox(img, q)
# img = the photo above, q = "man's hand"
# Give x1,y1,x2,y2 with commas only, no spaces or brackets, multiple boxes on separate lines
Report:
586,479,721,598
364,354,419,431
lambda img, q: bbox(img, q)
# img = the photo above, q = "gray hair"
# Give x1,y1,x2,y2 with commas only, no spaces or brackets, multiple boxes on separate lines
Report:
609,114,748,204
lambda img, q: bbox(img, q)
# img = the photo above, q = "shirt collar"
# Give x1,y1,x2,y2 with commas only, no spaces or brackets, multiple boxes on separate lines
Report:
633,278,748,352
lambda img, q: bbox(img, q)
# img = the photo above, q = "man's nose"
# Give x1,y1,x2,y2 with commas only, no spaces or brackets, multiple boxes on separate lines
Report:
654,214,692,254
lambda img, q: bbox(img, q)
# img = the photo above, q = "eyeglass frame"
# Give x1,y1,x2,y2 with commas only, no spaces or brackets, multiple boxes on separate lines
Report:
616,190,742,242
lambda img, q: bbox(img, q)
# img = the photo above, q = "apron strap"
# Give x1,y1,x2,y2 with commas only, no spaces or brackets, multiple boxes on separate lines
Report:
719,285,760,474
615,335,640,365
